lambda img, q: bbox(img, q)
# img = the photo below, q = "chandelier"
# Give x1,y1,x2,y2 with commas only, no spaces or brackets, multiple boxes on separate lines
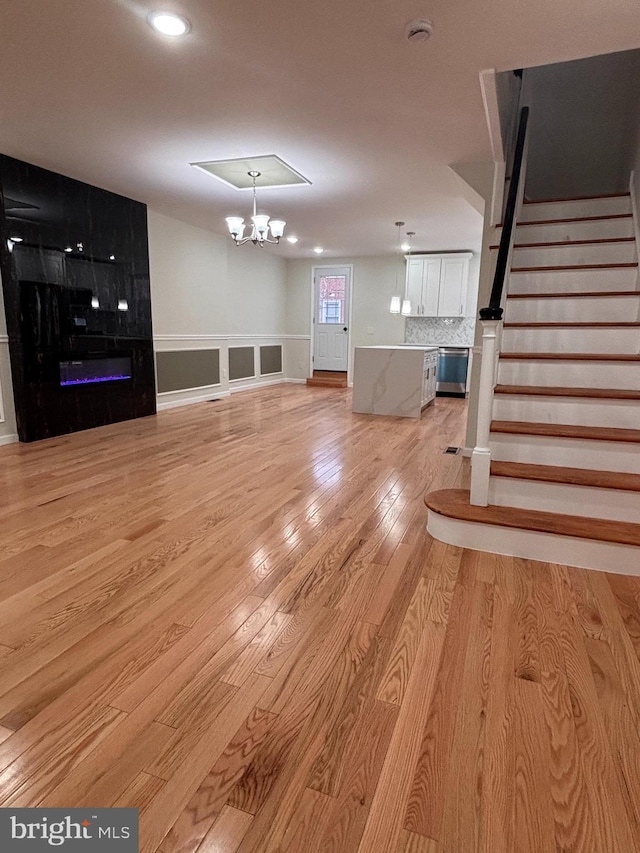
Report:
225,171,286,246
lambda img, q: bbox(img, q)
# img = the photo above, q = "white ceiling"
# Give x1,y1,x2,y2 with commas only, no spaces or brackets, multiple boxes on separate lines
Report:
1,0,640,258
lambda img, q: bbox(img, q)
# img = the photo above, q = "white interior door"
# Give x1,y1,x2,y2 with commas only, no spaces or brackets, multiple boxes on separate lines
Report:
313,266,351,371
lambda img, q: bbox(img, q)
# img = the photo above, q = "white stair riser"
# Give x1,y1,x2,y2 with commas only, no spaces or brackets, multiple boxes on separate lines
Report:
498,359,640,390
501,326,640,353
505,295,640,324
519,196,632,221
493,395,640,429
512,242,636,267
514,217,634,243
490,432,640,474
509,267,638,293
489,476,640,524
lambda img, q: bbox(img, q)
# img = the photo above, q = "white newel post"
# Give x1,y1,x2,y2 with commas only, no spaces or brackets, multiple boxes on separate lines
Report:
470,319,500,506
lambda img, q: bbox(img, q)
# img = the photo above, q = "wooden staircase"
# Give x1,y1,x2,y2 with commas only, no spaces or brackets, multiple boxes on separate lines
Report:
306,370,348,388
427,191,640,574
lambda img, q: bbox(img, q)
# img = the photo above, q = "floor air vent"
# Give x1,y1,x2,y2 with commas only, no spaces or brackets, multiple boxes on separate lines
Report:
444,446,461,455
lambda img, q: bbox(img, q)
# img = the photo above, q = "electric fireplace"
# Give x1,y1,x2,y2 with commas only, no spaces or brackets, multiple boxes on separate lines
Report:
59,355,133,387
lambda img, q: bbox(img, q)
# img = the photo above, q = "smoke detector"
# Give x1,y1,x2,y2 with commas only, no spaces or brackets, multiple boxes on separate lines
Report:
406,19,434,42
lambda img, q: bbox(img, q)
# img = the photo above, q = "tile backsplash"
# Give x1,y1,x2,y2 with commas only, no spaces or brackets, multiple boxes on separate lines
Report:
405,317,476,347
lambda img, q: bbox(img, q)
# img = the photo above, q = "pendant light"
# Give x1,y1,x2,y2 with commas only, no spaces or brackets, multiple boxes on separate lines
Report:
389,221,405,314
401,231,415,315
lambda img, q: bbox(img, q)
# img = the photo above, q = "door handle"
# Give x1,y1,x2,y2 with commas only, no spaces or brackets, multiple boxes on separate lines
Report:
343,327,348,332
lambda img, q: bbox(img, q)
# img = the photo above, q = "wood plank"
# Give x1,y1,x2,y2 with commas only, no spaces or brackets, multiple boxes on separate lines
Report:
511,263,638,272
158,707,277,853
491,461,640,493
1,388,640,851
196,806,253,853
504,319,640,326
355,617,445,852
500,352,640,361
490,420,640,443
494,384,640,400
507,289,640,298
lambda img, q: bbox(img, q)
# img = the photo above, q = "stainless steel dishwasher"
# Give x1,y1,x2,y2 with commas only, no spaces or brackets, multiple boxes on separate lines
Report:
436,347,469,397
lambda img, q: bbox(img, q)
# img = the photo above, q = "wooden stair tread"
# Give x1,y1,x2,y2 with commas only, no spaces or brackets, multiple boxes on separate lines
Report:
306,370,348,388
491,461,640,492
493,238,635,250
507,290,640,299
425,488,640,547
503,321,640,328
491,420,640,443
512,263,638,272
523,191,630,203
500,352,640,361
514,213,633,226
494,384,640,400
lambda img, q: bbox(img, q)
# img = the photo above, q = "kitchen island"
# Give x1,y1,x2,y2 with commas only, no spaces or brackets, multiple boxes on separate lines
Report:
352,345,438,418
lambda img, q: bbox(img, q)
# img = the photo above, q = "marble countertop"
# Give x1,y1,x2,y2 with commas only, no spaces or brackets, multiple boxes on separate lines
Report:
357,345,438,352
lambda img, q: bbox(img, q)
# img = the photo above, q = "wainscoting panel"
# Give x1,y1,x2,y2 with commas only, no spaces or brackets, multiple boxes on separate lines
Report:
156,349,220,393
229,346,255,381
260,344,282,376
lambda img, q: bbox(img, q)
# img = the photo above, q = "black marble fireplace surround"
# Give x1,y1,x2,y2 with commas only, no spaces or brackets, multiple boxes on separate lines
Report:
0,154,156,442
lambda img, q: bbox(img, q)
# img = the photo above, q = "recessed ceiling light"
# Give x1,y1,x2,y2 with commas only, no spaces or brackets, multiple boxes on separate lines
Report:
109,254,116,261
286,235,299,244
148,11,191,37
313,247,324,254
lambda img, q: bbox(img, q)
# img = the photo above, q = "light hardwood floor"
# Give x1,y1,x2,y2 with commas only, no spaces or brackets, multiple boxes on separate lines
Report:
1,385,640,852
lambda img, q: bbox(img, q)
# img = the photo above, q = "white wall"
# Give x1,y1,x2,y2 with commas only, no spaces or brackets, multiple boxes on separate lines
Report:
148,210,229,337
285,255,406,380
522,49,640,199
148,209,292,408
226,248,286,336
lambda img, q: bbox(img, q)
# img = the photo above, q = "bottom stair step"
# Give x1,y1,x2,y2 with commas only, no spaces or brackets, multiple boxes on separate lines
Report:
489,462,640,524
425,488,640,574
425,488,640,547
306,371,348,388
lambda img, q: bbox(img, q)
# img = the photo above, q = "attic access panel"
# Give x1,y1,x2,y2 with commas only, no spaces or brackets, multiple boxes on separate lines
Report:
190,155,311,190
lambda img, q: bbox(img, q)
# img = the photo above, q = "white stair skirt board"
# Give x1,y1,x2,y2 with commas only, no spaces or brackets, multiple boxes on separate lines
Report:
497,358,640,390
490,432,640,474
427,509,640,575
519,195,632,222
493,394,640,429
489,476,640,524
501,325,640,354
508,266,639,293
511,241,637,267
513,217,635,243
505,294,640,324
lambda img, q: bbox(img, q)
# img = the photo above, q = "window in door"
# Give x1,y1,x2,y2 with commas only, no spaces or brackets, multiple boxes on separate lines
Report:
317,276,346,324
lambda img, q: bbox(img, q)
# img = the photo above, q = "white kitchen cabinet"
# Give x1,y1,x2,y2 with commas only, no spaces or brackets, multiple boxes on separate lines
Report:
422,350,437,407
404,252,472,317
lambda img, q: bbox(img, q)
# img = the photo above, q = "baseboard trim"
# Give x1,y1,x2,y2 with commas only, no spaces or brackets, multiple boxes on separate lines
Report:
0,432,19,446
157,390,230,411
229,377,288,394
156,376,309,410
